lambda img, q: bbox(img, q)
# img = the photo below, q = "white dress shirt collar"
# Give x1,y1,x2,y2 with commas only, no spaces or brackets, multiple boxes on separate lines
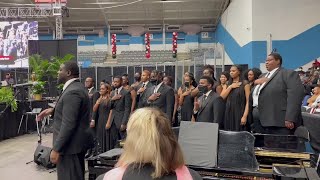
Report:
154,82,163,93
88,86,94,93
205,90,212,97
63,78,78,91
252,67,279,107
143,81,149,86
115,86,123,94
267,67,279,77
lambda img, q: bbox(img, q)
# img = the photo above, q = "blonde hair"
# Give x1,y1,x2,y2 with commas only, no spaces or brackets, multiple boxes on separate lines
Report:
116,108,185,178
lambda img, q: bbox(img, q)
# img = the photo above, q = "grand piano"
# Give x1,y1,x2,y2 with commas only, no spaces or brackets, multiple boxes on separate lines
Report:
87,122,320,180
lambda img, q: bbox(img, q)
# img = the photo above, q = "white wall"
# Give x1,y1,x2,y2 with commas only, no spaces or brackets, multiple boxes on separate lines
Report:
252,0,320,41
78,46,94,52
94,44,108,50
113,43,215,53
78,45,108,52
220,0,253,46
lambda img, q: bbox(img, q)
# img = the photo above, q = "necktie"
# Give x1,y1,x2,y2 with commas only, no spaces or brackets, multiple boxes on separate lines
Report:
142,83,145,88
255,72,270,95
201,95,207,107
115,89,118,95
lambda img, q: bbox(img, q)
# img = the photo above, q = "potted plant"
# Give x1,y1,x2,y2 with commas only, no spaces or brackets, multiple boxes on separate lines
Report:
47,54,74,94
29,54,74,98
0,87,18,112
31,81,46,101
29,54,50,81
47,54,74,77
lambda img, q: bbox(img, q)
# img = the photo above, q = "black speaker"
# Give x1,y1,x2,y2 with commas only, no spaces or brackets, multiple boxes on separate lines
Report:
34,145,56,169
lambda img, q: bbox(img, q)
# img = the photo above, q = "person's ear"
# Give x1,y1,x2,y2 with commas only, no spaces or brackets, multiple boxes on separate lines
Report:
66,70,72,76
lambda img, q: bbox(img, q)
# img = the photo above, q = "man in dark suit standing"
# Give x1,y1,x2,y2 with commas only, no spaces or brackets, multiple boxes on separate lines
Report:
193,76,224,125
143,70,175,122
85,77,96,119
252,52,304,135
136,70,152,109
84,77,97,158
110,76,132,140
85,77,96,95
37,61,90,180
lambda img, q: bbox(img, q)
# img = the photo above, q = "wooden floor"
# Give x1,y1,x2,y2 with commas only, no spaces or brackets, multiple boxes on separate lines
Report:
0,133,89,180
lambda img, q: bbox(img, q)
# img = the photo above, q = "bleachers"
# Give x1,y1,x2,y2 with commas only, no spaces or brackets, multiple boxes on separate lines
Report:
79,50,193,65
116,50,176,64
190,48,214,58
78,50,107,63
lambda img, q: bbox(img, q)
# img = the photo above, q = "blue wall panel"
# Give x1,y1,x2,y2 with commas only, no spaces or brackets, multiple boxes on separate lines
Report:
215,23,253,66
215,22,320,69
185,34,199,43
130,36,143,44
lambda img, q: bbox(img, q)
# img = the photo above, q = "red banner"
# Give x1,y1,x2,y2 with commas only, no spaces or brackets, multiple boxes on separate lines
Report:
112,34,117,59
0,56,14,61
172,32,178,58
145,33,150,59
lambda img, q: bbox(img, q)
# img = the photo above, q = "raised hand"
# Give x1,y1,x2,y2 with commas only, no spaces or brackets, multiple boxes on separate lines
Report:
37,108,53,121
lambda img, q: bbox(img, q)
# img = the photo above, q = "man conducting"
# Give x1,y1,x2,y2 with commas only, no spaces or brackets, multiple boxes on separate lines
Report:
37,61,90,180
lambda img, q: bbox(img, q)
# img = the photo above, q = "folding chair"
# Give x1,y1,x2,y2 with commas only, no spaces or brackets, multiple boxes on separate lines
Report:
17,108,42,134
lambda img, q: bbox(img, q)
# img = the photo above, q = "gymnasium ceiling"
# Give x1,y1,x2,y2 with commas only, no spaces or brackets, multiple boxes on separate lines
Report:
1,0,230,31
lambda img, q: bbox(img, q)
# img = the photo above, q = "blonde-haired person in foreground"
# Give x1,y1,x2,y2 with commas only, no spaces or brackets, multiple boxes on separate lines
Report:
101,107,202,180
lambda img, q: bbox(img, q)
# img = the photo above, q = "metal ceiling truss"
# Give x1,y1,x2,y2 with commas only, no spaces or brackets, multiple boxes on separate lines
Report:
0,7,53,18
0,5,68,40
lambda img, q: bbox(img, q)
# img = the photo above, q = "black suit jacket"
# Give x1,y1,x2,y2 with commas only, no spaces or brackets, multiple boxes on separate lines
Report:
52,80,90,155
88,87,97,121
110,88,132,129
257,68,304,127
136,82,153,109
143,83,175,120
196,91,225,125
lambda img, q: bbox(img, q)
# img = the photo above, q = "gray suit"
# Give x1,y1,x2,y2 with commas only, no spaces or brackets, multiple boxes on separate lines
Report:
257,68,304,133
52,80,90,180
110,88,132,138
136,82,153,109
143,83,175,121
196,91,225,126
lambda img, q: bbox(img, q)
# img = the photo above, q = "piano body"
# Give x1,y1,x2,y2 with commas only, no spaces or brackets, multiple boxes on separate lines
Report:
88,123,320,180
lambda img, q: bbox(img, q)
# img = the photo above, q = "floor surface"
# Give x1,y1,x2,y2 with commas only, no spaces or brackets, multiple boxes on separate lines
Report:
0,133,90,180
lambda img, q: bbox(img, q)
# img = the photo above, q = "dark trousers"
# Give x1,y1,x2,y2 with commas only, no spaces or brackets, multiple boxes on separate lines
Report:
252,107,293,135
252,107,264,133
57,152,86,180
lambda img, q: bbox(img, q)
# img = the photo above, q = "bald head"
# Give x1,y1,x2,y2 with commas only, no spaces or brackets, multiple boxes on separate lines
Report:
141,70,151,82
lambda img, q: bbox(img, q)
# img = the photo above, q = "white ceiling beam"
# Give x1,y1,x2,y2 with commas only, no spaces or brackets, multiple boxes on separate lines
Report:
107,17,216,22
104,9,221,14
